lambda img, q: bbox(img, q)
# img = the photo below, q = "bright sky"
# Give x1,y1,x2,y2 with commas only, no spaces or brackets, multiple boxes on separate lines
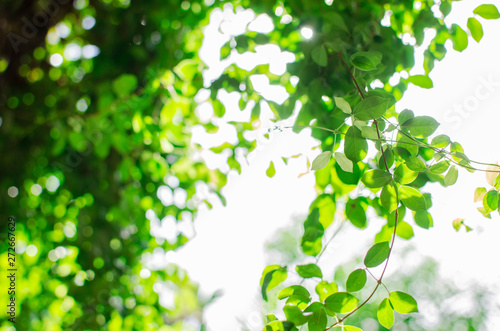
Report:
168,2,500,330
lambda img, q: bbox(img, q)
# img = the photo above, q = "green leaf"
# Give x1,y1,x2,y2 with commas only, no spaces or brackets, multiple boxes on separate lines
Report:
362,169,392,188
301,209,324,256
407,75,433,89
483,190,499,213
307,307,327,331
396,133,419,157
377,298,395,329
311,194,336,229
394,163,418,184
261,265,288,301
334,97,352,114
360,126,380,140
399,186,427,211
346,198,367,228
405,156,426,172
315,281,338,302
353,96,390,121
444,166,459,186
414,210,433,229
266,161,276,177
350,51,382,71
334,152,353,173
381,182,398,212
429,160,450,174
473,4,500,19
395,221,414,240
296,263,323,279
345,126,368,163
451,24,468,52
312,45,328,67
401,116,440,138
346,269,367,292
398,109,414,125
265,320,285,331
284,305,307,326
431,134,451,148
364,241,390,268
112,74,138,98
389,291,419,314
467,17,484,42
324,292,359,313
343,327,363,331
278,285,310,300
312,151,332,171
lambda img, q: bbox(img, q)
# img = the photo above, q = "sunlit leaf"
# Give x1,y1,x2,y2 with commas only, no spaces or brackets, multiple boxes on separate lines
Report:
362,169,392,188
307,306,327,331
444,166,458,186
315,281,338,302
345,126,368,163
389,291,419,314
377,298,395,329
451,24,468,52
407,75,433,89
399,186,427,211
261,265,288,301
467,17,484,42
266,161,276,177
296,263,323,279
473,4,500,19
324,292,359,313
334,152,353,173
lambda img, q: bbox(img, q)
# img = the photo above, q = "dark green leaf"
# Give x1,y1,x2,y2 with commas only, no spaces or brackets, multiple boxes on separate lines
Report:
353,96,390,121
312,45,328,67
350,51,382,71
296,263,323,279
389,291,419,314
324,292,359,313
364,241,390,268
399,186,427,211
346,269,367,292
401,116,440,138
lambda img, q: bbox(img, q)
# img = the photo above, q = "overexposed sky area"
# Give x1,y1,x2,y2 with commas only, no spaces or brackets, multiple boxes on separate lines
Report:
166,2,500,330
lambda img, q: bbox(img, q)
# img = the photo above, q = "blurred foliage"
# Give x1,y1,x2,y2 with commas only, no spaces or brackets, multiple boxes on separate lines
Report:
1,0,499,330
